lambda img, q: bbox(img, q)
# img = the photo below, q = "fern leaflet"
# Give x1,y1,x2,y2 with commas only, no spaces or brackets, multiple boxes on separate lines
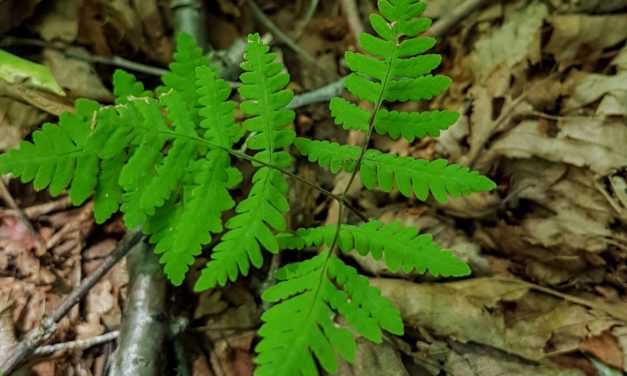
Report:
194,34,296,291
278,220,470,277
256,251,402,375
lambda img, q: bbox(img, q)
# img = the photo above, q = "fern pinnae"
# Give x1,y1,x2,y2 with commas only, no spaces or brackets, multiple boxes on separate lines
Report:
194,34,296,291
151,65,241,286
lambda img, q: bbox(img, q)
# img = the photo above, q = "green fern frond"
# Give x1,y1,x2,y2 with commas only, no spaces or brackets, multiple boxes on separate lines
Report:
256,251,402,375
295,138,495,203
194,34,296,291
278,220,470,277
149,65,241,285
112,69,147,104
0,99,100,205
320,0,459,143
161,33,208,105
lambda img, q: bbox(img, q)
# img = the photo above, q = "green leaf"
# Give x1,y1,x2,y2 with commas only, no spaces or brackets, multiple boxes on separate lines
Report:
0,49,64,95
330,97,371,132
295,138,496,202
279,220,472,277
195,34,295,291
374,109,460,141
256,253,402,375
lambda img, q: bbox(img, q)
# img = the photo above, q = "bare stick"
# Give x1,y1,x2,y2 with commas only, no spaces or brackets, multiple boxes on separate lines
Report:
33,331,119,356
247,0,326,74
340,0,365,36
287,78,346,109
295,0,320,39
0,230,143,375
428,0,495,38
109,241,168,376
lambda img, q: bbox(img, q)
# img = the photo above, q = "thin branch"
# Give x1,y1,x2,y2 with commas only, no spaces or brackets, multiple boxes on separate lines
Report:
109,241,167,376
427,0,496,39
1,36,169,77
247,0,327,75
0,230,144,375
33,331,119,356
295,0,320,40
340,0,365,36
493,278,627,322
287,78,346,109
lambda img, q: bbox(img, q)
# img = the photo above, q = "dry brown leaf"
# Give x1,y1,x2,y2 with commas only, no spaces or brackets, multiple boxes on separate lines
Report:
30,0,84,42
0,98,49,152
563,71,627,115
545,14,627,69
43,48,113,101
470,2,547,82
0,0,40,34
478,118,627,175
0,293,17,365
579,330,624,370
371,277,624,363
445,349,584,376
336,339,409,376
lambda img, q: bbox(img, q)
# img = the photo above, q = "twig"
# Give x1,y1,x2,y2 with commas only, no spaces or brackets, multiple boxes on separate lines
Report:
287,77,346,109
109,241,168,376
427,0,495,39
171,0,208,52
494,278,627,322
246,0,326,74
0,79,74,116
1,36,169,77
295,0,320,40
0,230,143,375
340,0,364,36
33,331,119,356
0,178,46,251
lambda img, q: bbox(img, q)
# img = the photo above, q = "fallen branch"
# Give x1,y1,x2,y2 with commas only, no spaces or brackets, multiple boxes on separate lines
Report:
0,230,143,375
287,78,346,109
247,0,327,75
427,0,496,38
33,331,119,356
108,241,168,376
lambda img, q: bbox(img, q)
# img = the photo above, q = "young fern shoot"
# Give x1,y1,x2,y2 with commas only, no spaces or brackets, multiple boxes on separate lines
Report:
0,0,496,374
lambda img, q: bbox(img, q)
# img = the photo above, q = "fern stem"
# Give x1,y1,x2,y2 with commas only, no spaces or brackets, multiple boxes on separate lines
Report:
327,27,399,255
145,127,369,222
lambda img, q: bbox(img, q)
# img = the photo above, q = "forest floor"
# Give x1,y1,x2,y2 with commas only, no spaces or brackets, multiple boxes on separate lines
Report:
0,0,626,375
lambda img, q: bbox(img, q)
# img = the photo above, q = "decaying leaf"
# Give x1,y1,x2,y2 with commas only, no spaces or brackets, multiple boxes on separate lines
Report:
471,2,547,81
478,118,627,175
545,14,627,68
372,277,627,367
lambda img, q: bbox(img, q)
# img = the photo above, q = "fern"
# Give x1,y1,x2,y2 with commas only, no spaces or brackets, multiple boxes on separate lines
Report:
278,220,470,277
0,1,498,374
194,33,296,291
295,138,494,203
256,251,403,375
254,0,495,374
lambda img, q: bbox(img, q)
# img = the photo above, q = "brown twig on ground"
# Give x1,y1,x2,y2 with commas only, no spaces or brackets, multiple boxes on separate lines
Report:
0,230,143,375
427,0,495,39
295,0,320,40
32,331,119,356
340,0,365,36
246,0,327,75
0,177,46,251
0,79,74,116
494,278,627,323
1,37,169,77
108,241,168,376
